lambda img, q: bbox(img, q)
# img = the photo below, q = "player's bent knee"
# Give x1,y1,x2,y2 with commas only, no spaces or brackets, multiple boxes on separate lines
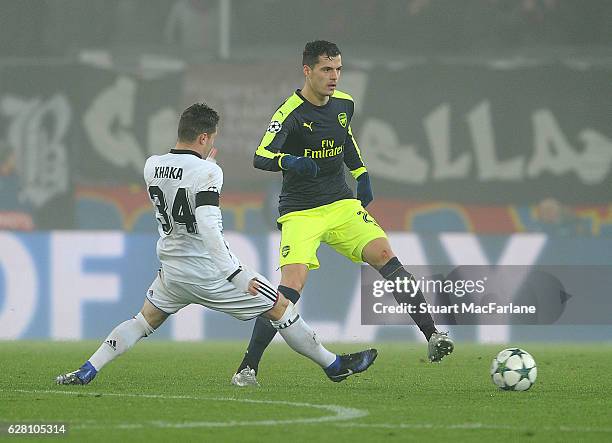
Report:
280,264,308,293
263,294,289,321
362,238,396,269
379,249,394,265
140,299,168,330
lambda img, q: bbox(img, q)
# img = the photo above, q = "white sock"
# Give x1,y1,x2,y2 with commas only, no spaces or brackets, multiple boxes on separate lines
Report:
270,302,336,368
88,313,155,371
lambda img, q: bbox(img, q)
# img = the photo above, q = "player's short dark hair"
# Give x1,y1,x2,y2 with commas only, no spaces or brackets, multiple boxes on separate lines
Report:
302,40,341,68
177,103,219,143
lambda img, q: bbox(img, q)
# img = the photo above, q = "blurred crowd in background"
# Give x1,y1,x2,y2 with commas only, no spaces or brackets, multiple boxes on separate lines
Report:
0,0,610,236
1,0,611,58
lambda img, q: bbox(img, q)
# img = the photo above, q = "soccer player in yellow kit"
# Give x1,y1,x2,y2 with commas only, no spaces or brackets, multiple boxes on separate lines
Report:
56,103,377,386
232,40,453,387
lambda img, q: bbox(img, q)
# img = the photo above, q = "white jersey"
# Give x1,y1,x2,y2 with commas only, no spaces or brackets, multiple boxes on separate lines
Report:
144,149,240,285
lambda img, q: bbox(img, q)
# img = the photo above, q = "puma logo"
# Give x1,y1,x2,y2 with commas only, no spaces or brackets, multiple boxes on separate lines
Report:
303,121,314,131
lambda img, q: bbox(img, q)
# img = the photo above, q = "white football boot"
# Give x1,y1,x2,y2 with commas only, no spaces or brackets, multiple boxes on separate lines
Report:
231,366,259,387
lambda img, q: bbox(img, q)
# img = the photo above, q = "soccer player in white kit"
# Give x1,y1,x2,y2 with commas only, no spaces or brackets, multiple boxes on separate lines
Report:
56,103,377,386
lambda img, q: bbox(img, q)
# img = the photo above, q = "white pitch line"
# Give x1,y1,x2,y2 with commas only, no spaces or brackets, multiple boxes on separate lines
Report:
8,389,611,434
6,389,368,429
334,422,612,434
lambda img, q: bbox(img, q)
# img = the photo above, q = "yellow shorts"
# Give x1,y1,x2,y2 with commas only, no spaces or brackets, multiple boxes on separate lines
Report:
277,199,387,270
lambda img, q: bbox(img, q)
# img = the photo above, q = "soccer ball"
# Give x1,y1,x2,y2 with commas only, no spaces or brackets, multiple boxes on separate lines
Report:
490,348,537,391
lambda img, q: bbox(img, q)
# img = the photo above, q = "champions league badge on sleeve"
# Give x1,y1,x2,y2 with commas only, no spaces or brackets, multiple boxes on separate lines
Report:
267,121,282,133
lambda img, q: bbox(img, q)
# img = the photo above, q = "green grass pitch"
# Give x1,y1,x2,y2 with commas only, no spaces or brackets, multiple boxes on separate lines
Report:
1,341,611,442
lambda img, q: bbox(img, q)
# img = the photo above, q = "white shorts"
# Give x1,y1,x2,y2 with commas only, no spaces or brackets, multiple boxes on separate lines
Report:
146,268,278,321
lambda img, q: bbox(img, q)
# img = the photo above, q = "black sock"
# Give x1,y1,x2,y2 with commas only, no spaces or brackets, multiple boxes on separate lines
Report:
378,257,437,341
236,285,301,373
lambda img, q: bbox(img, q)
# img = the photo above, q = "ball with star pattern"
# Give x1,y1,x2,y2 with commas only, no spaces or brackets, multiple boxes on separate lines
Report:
490,348,537,391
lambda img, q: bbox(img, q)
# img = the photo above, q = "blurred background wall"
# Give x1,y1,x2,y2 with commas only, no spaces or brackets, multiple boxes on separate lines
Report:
1,0,611,342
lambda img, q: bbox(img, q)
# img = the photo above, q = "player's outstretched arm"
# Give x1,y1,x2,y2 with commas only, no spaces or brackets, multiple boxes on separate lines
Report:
194,163,257,293
195,205,256,293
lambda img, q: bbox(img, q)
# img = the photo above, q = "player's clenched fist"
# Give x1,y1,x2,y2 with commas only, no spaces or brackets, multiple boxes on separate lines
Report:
280,155,320,177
